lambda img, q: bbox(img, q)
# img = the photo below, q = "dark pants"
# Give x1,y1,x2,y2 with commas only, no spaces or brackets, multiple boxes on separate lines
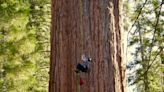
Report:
76,63,88,72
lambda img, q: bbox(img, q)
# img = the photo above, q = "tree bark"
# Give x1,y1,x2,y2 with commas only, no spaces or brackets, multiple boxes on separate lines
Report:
49,0,125,92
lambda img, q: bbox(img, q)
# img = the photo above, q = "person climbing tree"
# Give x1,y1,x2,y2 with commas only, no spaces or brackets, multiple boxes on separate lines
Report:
75,55,92,73
49,0,125,91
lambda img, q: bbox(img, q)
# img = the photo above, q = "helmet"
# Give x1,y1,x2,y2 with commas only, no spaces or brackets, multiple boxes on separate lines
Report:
88,58,92,62
81,54,92,62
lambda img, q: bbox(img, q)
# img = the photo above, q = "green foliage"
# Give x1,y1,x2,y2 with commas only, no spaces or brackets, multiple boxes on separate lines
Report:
126,0,164,92
0,0,50,92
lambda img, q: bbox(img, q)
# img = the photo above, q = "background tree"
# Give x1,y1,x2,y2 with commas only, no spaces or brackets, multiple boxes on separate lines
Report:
49,0,126,92
126,0,164,92
0,0,50,91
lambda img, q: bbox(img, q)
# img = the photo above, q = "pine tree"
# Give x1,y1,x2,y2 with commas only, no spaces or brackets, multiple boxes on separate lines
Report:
126,0,164,91
0,0,50,91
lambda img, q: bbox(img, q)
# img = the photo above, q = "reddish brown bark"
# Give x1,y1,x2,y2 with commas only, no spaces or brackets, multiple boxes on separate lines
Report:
49,0,125,92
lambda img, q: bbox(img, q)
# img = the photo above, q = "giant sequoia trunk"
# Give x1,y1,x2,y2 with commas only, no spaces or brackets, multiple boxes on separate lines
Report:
49,0,125,92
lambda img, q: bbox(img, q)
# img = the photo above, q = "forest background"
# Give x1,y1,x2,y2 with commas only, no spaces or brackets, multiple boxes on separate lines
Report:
0,0,163,92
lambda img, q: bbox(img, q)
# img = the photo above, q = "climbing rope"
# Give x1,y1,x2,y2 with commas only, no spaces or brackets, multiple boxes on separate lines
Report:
77,72,80,92
80,0,84,52
77,1,83,92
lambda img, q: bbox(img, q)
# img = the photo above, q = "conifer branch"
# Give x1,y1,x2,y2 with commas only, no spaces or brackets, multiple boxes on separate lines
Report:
128,0,148,34
148,2,163,62
138,22,144,62
126,0,148,62
143,47,163,76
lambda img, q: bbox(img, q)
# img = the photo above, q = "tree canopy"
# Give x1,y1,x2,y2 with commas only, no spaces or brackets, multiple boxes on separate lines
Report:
125,0,164,92
0,0,50,91
0,0,163,92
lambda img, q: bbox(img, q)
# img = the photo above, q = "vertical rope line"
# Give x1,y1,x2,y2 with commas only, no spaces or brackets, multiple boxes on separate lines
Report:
80,0,84,52
77,1,83,92
77,0,84,92
77,73,80,92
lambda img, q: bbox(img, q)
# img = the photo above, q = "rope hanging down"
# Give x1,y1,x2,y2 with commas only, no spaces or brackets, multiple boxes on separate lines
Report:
77,1,83,92
80,0,85,52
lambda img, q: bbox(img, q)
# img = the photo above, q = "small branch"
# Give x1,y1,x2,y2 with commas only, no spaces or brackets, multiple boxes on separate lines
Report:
38,41,50,44
146,47,163,72
126,0,148,62
128,0,148,33
41,50,50,52
142,47,163,77
141,15,153,27
148,2,163,62
138,22,144,62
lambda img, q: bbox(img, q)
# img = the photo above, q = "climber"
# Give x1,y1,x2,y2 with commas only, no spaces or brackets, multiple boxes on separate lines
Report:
75,55,92,73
